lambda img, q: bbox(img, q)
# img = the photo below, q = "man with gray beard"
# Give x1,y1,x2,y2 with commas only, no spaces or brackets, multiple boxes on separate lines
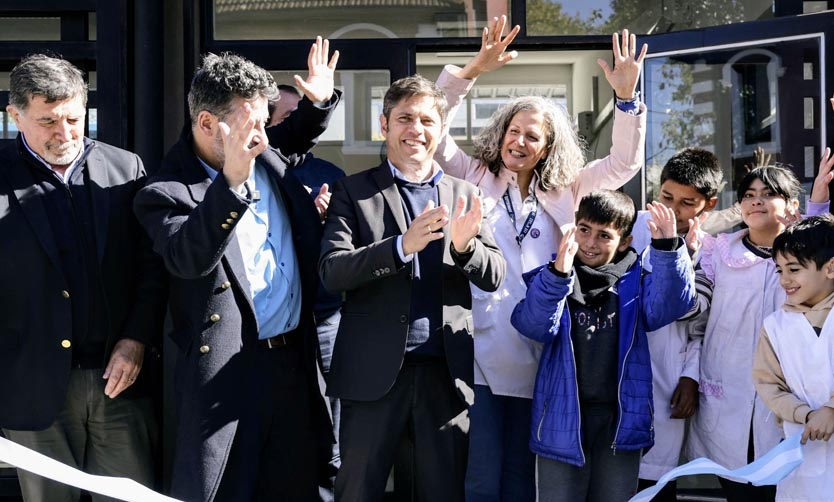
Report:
0,54,166,500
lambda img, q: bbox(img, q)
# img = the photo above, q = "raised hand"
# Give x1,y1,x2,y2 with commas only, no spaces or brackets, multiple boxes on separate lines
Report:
777,199,802,227
294,36,340,103
684,212,708,255
810,147,834,203
402,201,449,256
552,225,579,274
647,201,677,240
457,15,520,80
219,101,268,190
597,28,648,100
450,193,483,253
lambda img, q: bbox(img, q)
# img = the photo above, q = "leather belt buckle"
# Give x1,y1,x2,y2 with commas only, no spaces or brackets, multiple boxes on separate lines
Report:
265,335,288,349
259,331,298,349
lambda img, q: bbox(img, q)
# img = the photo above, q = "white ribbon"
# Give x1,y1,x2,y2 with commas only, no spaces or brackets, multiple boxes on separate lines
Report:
0,436,181,502
629,432,804,502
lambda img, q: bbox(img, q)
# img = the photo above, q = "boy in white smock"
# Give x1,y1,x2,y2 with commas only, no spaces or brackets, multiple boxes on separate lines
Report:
753,213,834,501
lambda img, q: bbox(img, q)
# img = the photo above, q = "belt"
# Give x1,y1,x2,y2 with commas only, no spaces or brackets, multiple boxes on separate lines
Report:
257,330,301,349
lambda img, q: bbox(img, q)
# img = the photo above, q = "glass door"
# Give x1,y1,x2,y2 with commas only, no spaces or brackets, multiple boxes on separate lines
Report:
638,12,833,211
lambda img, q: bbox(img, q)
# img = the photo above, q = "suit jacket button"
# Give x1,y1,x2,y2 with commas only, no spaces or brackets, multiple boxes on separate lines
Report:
210,313,221,322
60,339,72,349
230,212,239,219
61,290,70,299
221,223,231,230
220,281,231,289
199,345,210,354
399,315,408,323
384,267,390,273
226,218,235,224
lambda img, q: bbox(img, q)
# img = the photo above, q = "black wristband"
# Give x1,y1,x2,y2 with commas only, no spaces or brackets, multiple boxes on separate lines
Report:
547,261,569,278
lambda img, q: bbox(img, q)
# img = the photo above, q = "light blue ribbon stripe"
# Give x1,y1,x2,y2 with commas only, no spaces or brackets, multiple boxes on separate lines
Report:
629,432,804,502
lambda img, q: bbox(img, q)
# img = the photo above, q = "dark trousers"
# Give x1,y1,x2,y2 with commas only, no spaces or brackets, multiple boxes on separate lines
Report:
3,368,156,502
214,343,320,502
465,384,535,502
336,360,467,502
536,405,641,502
717,425,775,502
636,478,677,502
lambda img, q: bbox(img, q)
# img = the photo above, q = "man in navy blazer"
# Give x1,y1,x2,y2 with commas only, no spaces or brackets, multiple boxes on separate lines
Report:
320,75,505,501
134,42,340,501
0,54,166,500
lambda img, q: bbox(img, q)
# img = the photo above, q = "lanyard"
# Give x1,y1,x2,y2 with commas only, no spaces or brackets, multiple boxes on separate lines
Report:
502,188,538,246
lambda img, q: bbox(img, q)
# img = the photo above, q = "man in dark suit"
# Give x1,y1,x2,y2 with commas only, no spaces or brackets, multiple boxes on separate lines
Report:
0,54,166,500
319,75,505,501
134,41,340,502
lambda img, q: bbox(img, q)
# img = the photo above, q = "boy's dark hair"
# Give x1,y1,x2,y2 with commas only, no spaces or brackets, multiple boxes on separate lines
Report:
575,189,637,238
660,148,723,199
736,165,801,203
773,214,834,269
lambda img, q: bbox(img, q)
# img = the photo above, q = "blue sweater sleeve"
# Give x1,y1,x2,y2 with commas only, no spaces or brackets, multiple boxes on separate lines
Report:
511,265,574,343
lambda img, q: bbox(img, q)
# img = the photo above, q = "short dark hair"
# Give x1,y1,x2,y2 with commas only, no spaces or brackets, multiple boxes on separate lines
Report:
660,148,723,199
9,54,87,110
382,75,447,122
188,52,278,124
736,165,801,203
773,214,834,269
575,189,637,238
268,85,302,118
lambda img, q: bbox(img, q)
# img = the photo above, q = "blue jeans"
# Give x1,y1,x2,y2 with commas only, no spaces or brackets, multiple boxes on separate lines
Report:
465,384,535,502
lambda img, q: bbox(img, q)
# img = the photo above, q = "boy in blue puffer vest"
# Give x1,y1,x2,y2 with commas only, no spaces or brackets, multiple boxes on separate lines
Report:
511,189,696,502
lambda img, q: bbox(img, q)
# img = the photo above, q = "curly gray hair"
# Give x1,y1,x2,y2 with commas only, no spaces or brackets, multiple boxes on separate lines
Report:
9,54,87,110
472,96,586,191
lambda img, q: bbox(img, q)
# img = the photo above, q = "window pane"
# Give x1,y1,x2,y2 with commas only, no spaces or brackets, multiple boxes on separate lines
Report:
214,0,509,40
0,112,19,140
0,17,61,41
268,69,389,175
643,37,822,211
527,0,774,36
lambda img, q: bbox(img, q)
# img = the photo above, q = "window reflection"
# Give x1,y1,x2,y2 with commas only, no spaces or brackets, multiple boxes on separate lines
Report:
643,37,822,210
526,0,774,36
214,0,509,40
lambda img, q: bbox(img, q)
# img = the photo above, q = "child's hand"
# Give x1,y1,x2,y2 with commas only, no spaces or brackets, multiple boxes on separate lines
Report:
646,201,677,240
670,377,698,419
801,406,834,444
810,147,834,204
776,200,802,227
552,226,578,274
684,212,708,255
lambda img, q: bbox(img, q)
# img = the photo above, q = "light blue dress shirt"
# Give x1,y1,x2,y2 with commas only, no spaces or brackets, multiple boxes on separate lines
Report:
200,159,302,338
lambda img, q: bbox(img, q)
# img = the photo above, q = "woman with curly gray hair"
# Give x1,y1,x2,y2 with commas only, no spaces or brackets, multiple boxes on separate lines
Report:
434,16,648,502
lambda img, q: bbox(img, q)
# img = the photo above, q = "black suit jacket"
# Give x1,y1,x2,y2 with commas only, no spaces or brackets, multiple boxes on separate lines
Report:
134,93,338,502
0,137,167,430
319,162,505,405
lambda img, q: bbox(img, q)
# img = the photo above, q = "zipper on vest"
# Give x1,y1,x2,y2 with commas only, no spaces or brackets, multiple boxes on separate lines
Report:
536,400,548,440
568,334,586,464
612,319,639,453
